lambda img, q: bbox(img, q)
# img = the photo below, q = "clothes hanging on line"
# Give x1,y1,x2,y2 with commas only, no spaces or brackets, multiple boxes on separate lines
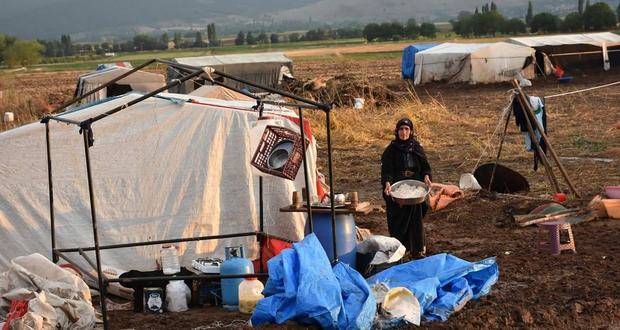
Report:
511,94,548,171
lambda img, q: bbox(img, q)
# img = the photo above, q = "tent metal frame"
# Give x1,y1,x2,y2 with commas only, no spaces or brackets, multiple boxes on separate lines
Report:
40,59,338,330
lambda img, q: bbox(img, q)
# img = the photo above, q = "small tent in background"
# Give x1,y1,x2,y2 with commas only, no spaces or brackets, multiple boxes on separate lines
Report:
505,32,620,73
168,52,293,93
74,65,166,104
413,42,535,85
401,44,438,79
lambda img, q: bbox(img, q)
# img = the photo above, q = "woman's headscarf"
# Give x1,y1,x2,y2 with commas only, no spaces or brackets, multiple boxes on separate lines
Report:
391,117,429,164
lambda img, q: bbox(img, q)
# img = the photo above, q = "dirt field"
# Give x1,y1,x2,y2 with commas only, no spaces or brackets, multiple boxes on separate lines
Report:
2,57,620,329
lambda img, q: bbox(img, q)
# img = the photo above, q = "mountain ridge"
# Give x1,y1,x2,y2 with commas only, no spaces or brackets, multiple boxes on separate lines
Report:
0,0,616,41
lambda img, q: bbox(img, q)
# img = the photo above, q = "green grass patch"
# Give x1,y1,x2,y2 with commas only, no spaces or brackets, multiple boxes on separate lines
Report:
295,50,402,63
570,135,608,152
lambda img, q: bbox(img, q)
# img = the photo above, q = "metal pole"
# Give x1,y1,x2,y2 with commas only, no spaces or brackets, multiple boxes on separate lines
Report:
297,107,313,233
44,121,58,263
81,125,109,330
488,109,512,191
88,67,206,124
325,109,338,264
258,104,264,273
55,232,258,253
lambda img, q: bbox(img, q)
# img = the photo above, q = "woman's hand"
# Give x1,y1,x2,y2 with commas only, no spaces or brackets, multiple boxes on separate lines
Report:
424,175,432,187
384,182,391,196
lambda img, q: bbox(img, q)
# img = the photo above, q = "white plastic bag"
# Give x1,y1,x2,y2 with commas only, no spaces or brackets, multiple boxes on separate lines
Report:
356,235,406,265
165,280,191,312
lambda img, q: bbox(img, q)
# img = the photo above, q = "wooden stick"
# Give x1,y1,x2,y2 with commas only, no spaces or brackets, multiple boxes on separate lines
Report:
513,208,580,222
512,80,580,198
517,210,583,227
511,80,562,194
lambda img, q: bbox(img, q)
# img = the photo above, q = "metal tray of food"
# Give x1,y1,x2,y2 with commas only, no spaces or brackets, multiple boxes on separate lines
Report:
390,179,429,206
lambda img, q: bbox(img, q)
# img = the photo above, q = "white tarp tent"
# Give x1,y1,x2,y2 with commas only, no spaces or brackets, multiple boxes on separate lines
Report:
168,52,293,93
74,66,166,104
189,85,254,101
506,32,620,71
414,42,535,85
0,92,318,272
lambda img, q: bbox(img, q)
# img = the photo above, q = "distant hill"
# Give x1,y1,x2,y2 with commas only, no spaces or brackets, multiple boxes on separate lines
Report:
0,0,617,41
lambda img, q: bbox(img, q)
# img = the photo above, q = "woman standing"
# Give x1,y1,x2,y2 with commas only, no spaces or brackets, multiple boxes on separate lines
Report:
381,118,432,259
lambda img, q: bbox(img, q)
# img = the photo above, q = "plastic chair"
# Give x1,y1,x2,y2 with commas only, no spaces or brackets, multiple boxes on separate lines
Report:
537,221,576,255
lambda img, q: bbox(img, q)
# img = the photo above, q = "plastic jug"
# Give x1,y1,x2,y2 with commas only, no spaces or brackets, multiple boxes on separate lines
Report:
165,280,190,312
220,246,254,310
238,277,264,314
161,245,180,275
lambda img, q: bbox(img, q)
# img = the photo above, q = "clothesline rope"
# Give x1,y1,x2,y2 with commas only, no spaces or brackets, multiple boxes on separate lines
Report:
545,80,620,99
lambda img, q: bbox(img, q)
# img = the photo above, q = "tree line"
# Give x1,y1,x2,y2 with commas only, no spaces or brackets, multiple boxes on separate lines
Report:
234,27,363,45
451,0,618,37
362,19,437,42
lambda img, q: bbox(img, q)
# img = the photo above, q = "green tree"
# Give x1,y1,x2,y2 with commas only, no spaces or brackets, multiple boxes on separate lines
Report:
617,2,620,21
206,23,217,46
562,12,583,32
257,32,268,43
173,32,182,49
419,22,437,38
160,33,169,49
530,12,561,33
583,2,616,30
3,39,44,67
270,33,279,43
0,34,6,63
526,1,534,26
363,23,381,41
491,1,498,12
60,34,74,56
234,31,245,45
133,34,158,51
194,31,203,47
246,32,256,45
500,18,527,35
405,18,419,39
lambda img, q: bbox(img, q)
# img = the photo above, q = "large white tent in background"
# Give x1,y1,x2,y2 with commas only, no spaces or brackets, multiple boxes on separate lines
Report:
0,92,318,271
414,42,536,85
168,52,293,93
74,66,166,104
506,32,620,71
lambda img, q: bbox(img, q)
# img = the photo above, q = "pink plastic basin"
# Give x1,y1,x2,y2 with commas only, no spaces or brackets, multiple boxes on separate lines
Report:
605,186,620,199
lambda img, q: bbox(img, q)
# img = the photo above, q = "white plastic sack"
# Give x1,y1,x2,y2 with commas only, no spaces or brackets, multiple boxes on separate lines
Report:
165,280,190,312
356,235,405,265
459,173,482,191
0,254,95,330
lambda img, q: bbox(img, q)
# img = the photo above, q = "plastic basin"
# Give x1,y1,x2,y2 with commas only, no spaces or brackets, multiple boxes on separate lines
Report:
602,199,620,219
604,186,620,199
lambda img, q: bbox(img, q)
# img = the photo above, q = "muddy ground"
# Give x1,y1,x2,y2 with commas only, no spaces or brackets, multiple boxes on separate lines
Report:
2,57,620,329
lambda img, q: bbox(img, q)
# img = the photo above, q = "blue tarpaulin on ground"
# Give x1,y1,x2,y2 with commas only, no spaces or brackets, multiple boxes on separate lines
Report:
251,234,376,329
367,253,498,321
402,44,438,79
